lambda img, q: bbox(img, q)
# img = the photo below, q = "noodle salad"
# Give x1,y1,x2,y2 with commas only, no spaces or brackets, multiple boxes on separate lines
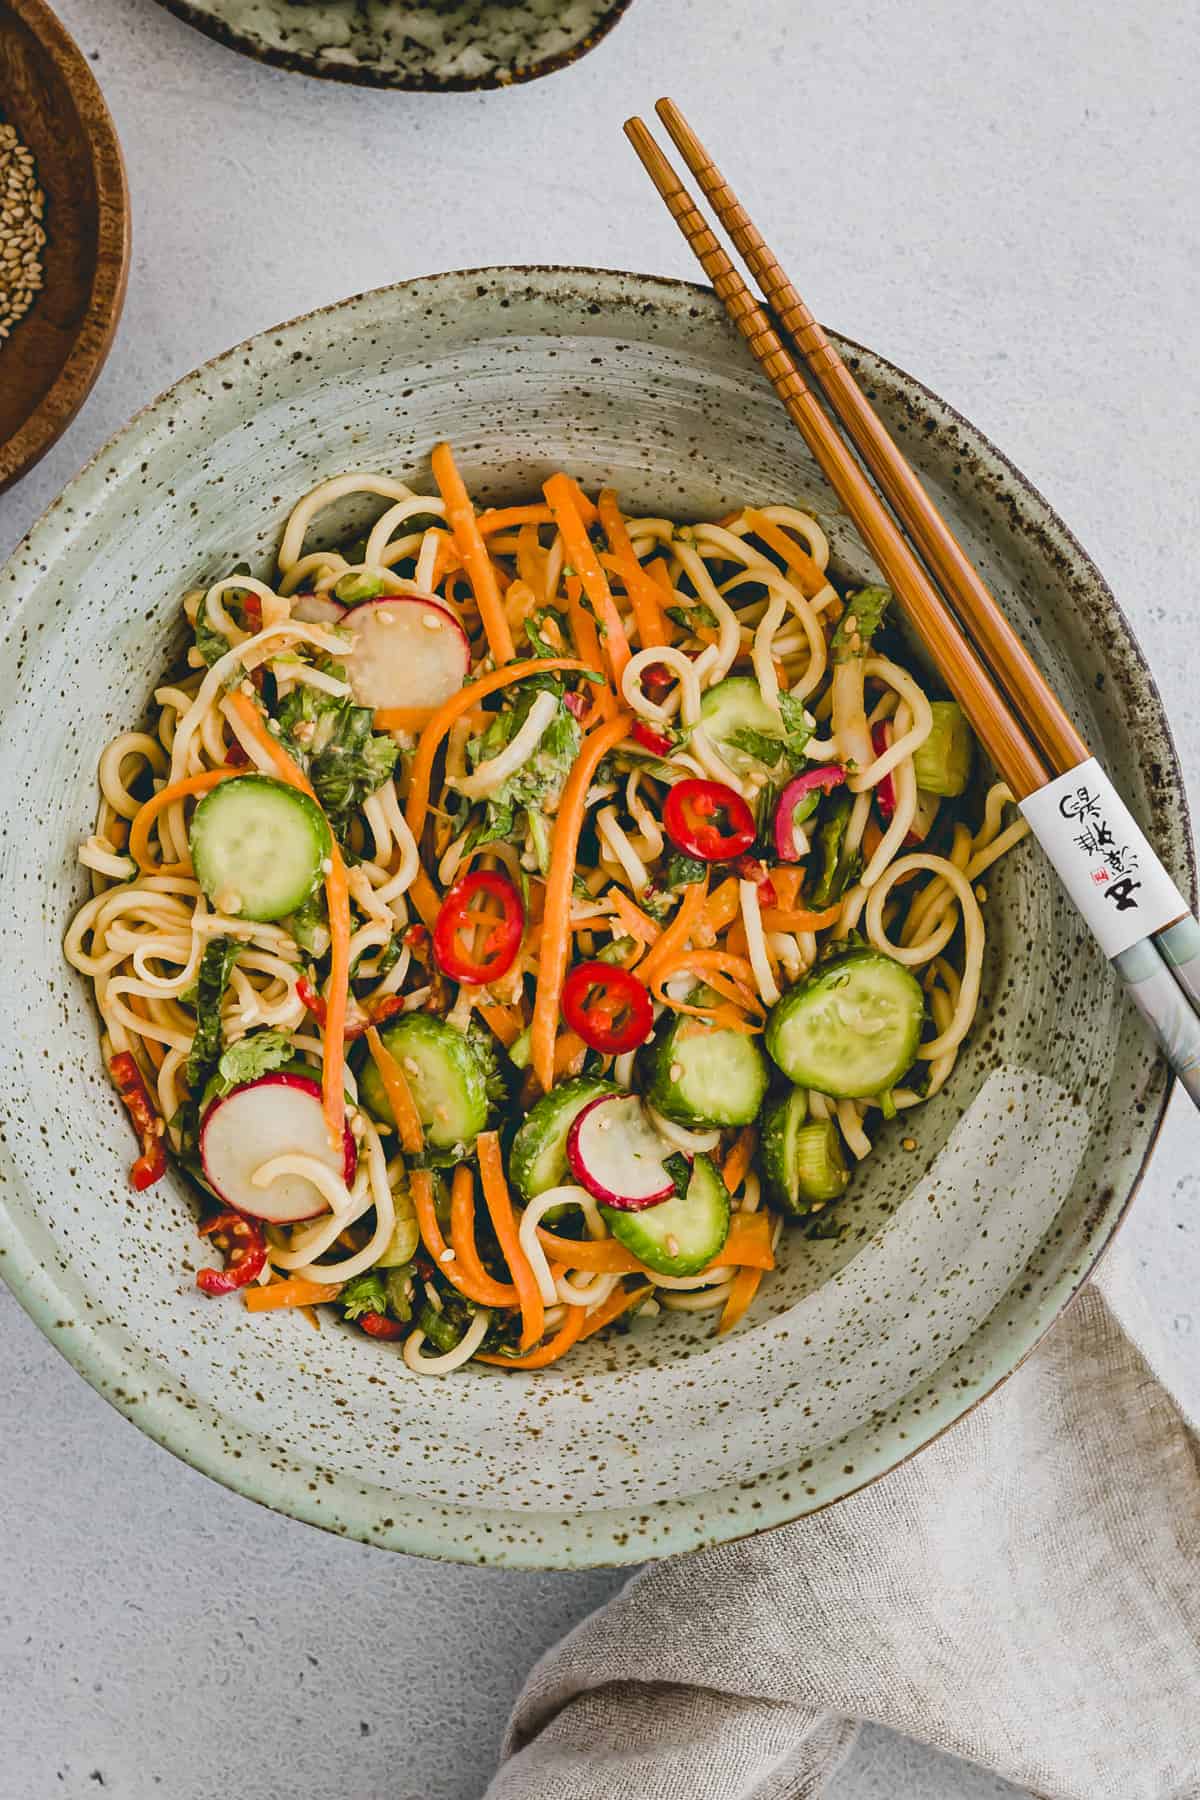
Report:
65,447,1029,1375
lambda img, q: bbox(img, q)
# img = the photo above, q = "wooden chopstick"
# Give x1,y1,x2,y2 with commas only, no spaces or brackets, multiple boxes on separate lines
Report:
652,96,1090,781
623,115,1049,802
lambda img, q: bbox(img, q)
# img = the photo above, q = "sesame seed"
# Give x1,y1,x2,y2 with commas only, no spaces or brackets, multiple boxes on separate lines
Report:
975,884,987,904
402,1057,420,1075
669,1062,683,1081
422,613,443,631
438,1248,455,1265
665,1234,680,1257
843,614,858,634
901,1136,917,1151
0,122,47,341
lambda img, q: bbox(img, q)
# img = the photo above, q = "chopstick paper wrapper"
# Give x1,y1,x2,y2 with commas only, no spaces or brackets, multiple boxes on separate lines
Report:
1021,760,1200,1103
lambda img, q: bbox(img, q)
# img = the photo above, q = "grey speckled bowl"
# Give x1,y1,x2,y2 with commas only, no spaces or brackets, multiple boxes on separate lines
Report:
0,267,1191,1568
153,0,636,90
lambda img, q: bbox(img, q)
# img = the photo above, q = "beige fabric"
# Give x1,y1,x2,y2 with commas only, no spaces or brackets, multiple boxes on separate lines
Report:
487,1235,1200,1800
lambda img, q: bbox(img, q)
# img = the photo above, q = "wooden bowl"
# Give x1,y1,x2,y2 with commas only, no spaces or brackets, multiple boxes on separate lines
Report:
0,0,129,493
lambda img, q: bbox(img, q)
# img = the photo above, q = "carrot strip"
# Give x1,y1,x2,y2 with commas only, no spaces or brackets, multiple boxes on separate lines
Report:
515,522,543,593
530,712,633,1092
244,1277,340,1312
649,948,760,999
364,1025,424,1154
408,1168,514,1310
128,767,245,875
477,1001,523,1049
556,475,598,528
597,489,666,649
579,1283,654,1339
696,877,742,943
431,442,515,666
743,507,828,598
225,691,349,1152
478,505,555,534
862,816,885,862
605,886,661,949
722,1126,758,1197
478,1129,544,1350
635,878,709,988
553,1030,589,1078
449,1164,518,1307
478,1301,585,1370
537,1209,775,1276
767,866,804,910
545,474,632,687
565,580,614,718
759,902,844,934
717,1266,764,1336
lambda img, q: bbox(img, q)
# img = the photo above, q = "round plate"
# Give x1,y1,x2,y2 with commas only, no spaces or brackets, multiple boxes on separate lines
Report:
0,0,129,493
0,267,1191,1567
153,0,636,90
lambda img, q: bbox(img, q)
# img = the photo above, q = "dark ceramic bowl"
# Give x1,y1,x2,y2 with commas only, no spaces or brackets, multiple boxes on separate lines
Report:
152,0,636,90
0,267,1190,1566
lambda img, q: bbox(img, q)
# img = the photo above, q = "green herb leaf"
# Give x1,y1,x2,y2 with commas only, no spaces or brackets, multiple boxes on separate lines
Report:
213,1029,293,1093
185,938,240,1091
666,602,719,631
663,1151,692,1198
340,1270,390,1321
286,888,329,956
831,585,891,662
275,680,398,842
663,850,708,890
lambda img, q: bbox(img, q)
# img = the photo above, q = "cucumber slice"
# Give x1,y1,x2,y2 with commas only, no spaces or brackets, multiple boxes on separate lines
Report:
644,1014,769,1128
792,1118,850,1205
912,700,974,796
699,674,792,775
509,1077,617,1203
190,775,331,923
765,948,924,1098
761,1085,810,1214
602,1152,730,1276
358,1014,489,1151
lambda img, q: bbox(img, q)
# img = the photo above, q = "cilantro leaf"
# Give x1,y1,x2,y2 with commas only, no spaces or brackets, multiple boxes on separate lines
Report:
666,602,718,631
663,1151,692,1198
185,938,240,1092
663,850,708,890
275,679,398,842
286,888,329,956
340,1270,390,1321
213,1029,293,1093
831,585,891,662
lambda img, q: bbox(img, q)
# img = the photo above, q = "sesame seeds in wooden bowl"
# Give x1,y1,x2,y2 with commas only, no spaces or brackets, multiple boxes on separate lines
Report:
0,0,129,493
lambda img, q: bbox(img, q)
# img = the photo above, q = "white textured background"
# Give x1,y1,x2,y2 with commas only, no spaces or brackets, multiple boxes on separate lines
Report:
2,0,1198,1795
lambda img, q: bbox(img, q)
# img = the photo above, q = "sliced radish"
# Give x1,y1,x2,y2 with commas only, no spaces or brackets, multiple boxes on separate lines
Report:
200,1072,356,1224
566,1093,683,1211
342,595,469,712
291,592,347,627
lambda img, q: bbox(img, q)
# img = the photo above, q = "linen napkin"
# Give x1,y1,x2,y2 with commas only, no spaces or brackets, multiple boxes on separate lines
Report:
485,1230,1200,1800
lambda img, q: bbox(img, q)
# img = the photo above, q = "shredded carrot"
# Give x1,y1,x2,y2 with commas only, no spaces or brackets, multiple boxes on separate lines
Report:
364,1025,424,1154
515,522,543,592
536,1209,775,1276
696,877,742,944
635,878,709,988
605,886,661,950
545,474,632,688
478,504,555,534
431,442,515,665
244,1277,339,1312
722,1126,758,1197
477,1130,544,1350
650,948,760,1001
565,580,614,718
759,902,843,934
743,507,828,598
579,1283,654,1339
717,1266,764,1335
478,1300,586,1369
862,816,885,862
553,1030,589,1077
477,1001,523,1049
429,531,462,584
555,474,598,528
225,691,349,1152
767,866,804,910
449,1164,518,1308
408,1168,514,1310
597,489,666,649
504,577,541,642
128,766,245,875
529,712,633,1092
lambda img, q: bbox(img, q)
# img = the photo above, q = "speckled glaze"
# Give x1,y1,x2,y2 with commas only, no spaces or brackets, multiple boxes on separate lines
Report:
0,268,1191,1568
152,0,635,90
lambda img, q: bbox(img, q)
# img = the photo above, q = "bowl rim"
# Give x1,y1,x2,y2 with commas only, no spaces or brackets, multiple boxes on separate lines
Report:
1,263,1191,1566
151,0,637,92
0,0,131,493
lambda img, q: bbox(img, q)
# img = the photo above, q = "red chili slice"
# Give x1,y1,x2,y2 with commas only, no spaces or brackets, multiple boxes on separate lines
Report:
295,976,404,1041
359,1311,406,1340
632,720,674,758
663,779,756,863
640,663,676,701
735,854,778,908
561,961,655,1055
196,1210,267,1296
109,1051,167,1191
433,870,525,986
872,722,896,821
